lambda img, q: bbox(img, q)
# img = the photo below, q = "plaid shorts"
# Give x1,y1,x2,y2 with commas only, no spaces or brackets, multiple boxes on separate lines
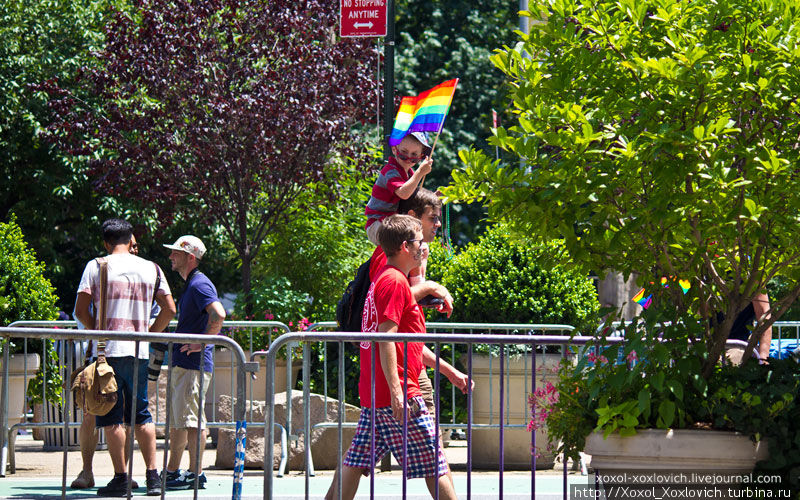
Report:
343,396,448,479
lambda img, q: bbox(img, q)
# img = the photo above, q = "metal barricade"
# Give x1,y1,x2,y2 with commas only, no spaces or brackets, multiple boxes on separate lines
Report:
303,321,574,476
0,326,257,499
260,331,760,500
2,320,293,476
262,331,587,500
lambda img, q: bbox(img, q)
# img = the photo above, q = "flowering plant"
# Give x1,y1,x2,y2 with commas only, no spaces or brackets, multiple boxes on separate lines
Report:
531,316,800,472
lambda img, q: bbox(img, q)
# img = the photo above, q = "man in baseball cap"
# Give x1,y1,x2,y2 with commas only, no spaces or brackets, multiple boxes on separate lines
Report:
161,234,224,489
162,235,206,260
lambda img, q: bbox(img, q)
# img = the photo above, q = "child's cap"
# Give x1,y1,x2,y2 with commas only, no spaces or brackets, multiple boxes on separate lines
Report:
408,132,432,155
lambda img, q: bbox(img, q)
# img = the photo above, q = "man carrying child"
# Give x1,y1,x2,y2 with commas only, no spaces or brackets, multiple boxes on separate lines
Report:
327,215,458,500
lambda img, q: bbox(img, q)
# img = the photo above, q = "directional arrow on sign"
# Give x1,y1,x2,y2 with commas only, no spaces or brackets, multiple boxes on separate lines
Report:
353,22,374,29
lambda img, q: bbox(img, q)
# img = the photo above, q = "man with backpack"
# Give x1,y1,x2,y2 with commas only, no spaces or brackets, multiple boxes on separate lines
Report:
329,189,472,499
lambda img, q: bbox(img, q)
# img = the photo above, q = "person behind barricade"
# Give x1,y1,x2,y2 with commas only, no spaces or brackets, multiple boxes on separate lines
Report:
326,188,471,500
70,233,164,490
161,235,226,490
74,219,175,496
326,215,458,500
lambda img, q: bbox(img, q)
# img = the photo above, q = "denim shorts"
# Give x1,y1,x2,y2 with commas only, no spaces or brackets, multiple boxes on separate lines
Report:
96,357,152,427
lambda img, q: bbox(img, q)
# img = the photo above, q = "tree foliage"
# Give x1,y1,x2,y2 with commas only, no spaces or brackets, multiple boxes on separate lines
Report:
446,0,800,375
40,0,377,312
0,216,59,327
250,154,375,322
436,225,598,328
0,0,120,310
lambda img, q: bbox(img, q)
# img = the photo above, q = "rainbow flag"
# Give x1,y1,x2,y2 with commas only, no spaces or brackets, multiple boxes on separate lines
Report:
632,288,653,309
659,277,691,294
389,79,459,146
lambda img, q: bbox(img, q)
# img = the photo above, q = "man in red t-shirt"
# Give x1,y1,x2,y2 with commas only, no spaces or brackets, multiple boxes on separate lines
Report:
328,215,457,500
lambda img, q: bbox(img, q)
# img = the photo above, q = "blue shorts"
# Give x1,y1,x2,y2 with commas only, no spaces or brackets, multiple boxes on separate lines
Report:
343,396,448,479
96,357,152,427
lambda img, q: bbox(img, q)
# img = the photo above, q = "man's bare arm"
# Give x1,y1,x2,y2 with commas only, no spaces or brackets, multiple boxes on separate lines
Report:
421,346,473,394
181,301,226,354
75,292,94,330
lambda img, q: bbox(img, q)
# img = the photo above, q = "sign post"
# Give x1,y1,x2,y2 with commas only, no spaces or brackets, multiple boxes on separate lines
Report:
339,0,394,164
340,0,388,38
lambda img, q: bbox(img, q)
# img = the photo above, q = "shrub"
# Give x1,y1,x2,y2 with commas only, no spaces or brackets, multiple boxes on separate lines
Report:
0,217,59,327
437,224,598,330
0,216,61,405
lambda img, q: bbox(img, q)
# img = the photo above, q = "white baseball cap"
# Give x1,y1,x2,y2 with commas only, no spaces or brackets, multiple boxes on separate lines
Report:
163,235,206,260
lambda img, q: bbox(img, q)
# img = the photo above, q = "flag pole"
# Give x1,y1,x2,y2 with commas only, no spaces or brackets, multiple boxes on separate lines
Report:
426,78,458,159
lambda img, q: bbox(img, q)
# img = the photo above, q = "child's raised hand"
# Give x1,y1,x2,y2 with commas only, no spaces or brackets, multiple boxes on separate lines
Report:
417,156,433,176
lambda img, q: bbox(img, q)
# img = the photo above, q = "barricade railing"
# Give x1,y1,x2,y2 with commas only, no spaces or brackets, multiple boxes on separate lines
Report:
303,321,575,432
3,320,294,475
261,331,758,500
262,331,586,500
0,326,256,499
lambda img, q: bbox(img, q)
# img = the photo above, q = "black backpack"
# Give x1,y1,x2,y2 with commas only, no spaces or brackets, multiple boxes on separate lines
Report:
336,258,372,332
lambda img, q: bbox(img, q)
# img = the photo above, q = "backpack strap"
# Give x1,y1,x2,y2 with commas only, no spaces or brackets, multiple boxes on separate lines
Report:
94,257,109,361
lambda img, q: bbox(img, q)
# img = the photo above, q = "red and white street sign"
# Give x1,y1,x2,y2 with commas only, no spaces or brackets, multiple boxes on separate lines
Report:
340,0,387,38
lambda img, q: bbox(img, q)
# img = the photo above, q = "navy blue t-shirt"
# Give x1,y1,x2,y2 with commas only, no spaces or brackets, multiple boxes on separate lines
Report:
173,269,219,372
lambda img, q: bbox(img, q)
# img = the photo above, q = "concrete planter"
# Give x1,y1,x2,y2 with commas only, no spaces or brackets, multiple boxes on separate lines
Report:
469,352,562,469
585,428,768,474
3,353,40,426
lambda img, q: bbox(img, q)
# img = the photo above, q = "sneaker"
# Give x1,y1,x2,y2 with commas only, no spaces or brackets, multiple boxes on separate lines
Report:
97,474,134,497
166,470,207,490
145,469,161,496
162,469,183,482
70,470,94,489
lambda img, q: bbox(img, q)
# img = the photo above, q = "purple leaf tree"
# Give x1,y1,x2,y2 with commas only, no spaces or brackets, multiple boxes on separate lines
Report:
41,0,377,313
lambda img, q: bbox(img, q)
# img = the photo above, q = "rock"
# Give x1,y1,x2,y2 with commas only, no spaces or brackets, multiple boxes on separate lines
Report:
215,391,360,471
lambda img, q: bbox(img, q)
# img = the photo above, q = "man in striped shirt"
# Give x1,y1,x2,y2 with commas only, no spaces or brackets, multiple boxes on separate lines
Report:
75,218,175,496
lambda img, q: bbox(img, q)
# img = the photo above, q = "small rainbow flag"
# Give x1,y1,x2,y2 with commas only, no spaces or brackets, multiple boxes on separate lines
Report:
659,277,691,294
632,288,653,309
633,277,690,309
389,79,459,146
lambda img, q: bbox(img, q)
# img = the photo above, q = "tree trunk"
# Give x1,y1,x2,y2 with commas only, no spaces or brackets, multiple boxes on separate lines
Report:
597,271,640,321
241,251,253,319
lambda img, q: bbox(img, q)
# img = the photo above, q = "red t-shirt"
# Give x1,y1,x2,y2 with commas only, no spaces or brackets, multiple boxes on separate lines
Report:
358,264,425,408
369,246,387,281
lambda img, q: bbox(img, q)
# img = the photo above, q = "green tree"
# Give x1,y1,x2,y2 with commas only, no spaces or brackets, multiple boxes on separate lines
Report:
40,0,377,316
446,0,800,377
0,0,131,311
0,216,62,405
437,225,598,328
251,157,375,323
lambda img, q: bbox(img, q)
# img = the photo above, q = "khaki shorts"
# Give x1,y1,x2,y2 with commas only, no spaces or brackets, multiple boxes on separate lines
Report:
169,366,212,429
418,370,445,442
